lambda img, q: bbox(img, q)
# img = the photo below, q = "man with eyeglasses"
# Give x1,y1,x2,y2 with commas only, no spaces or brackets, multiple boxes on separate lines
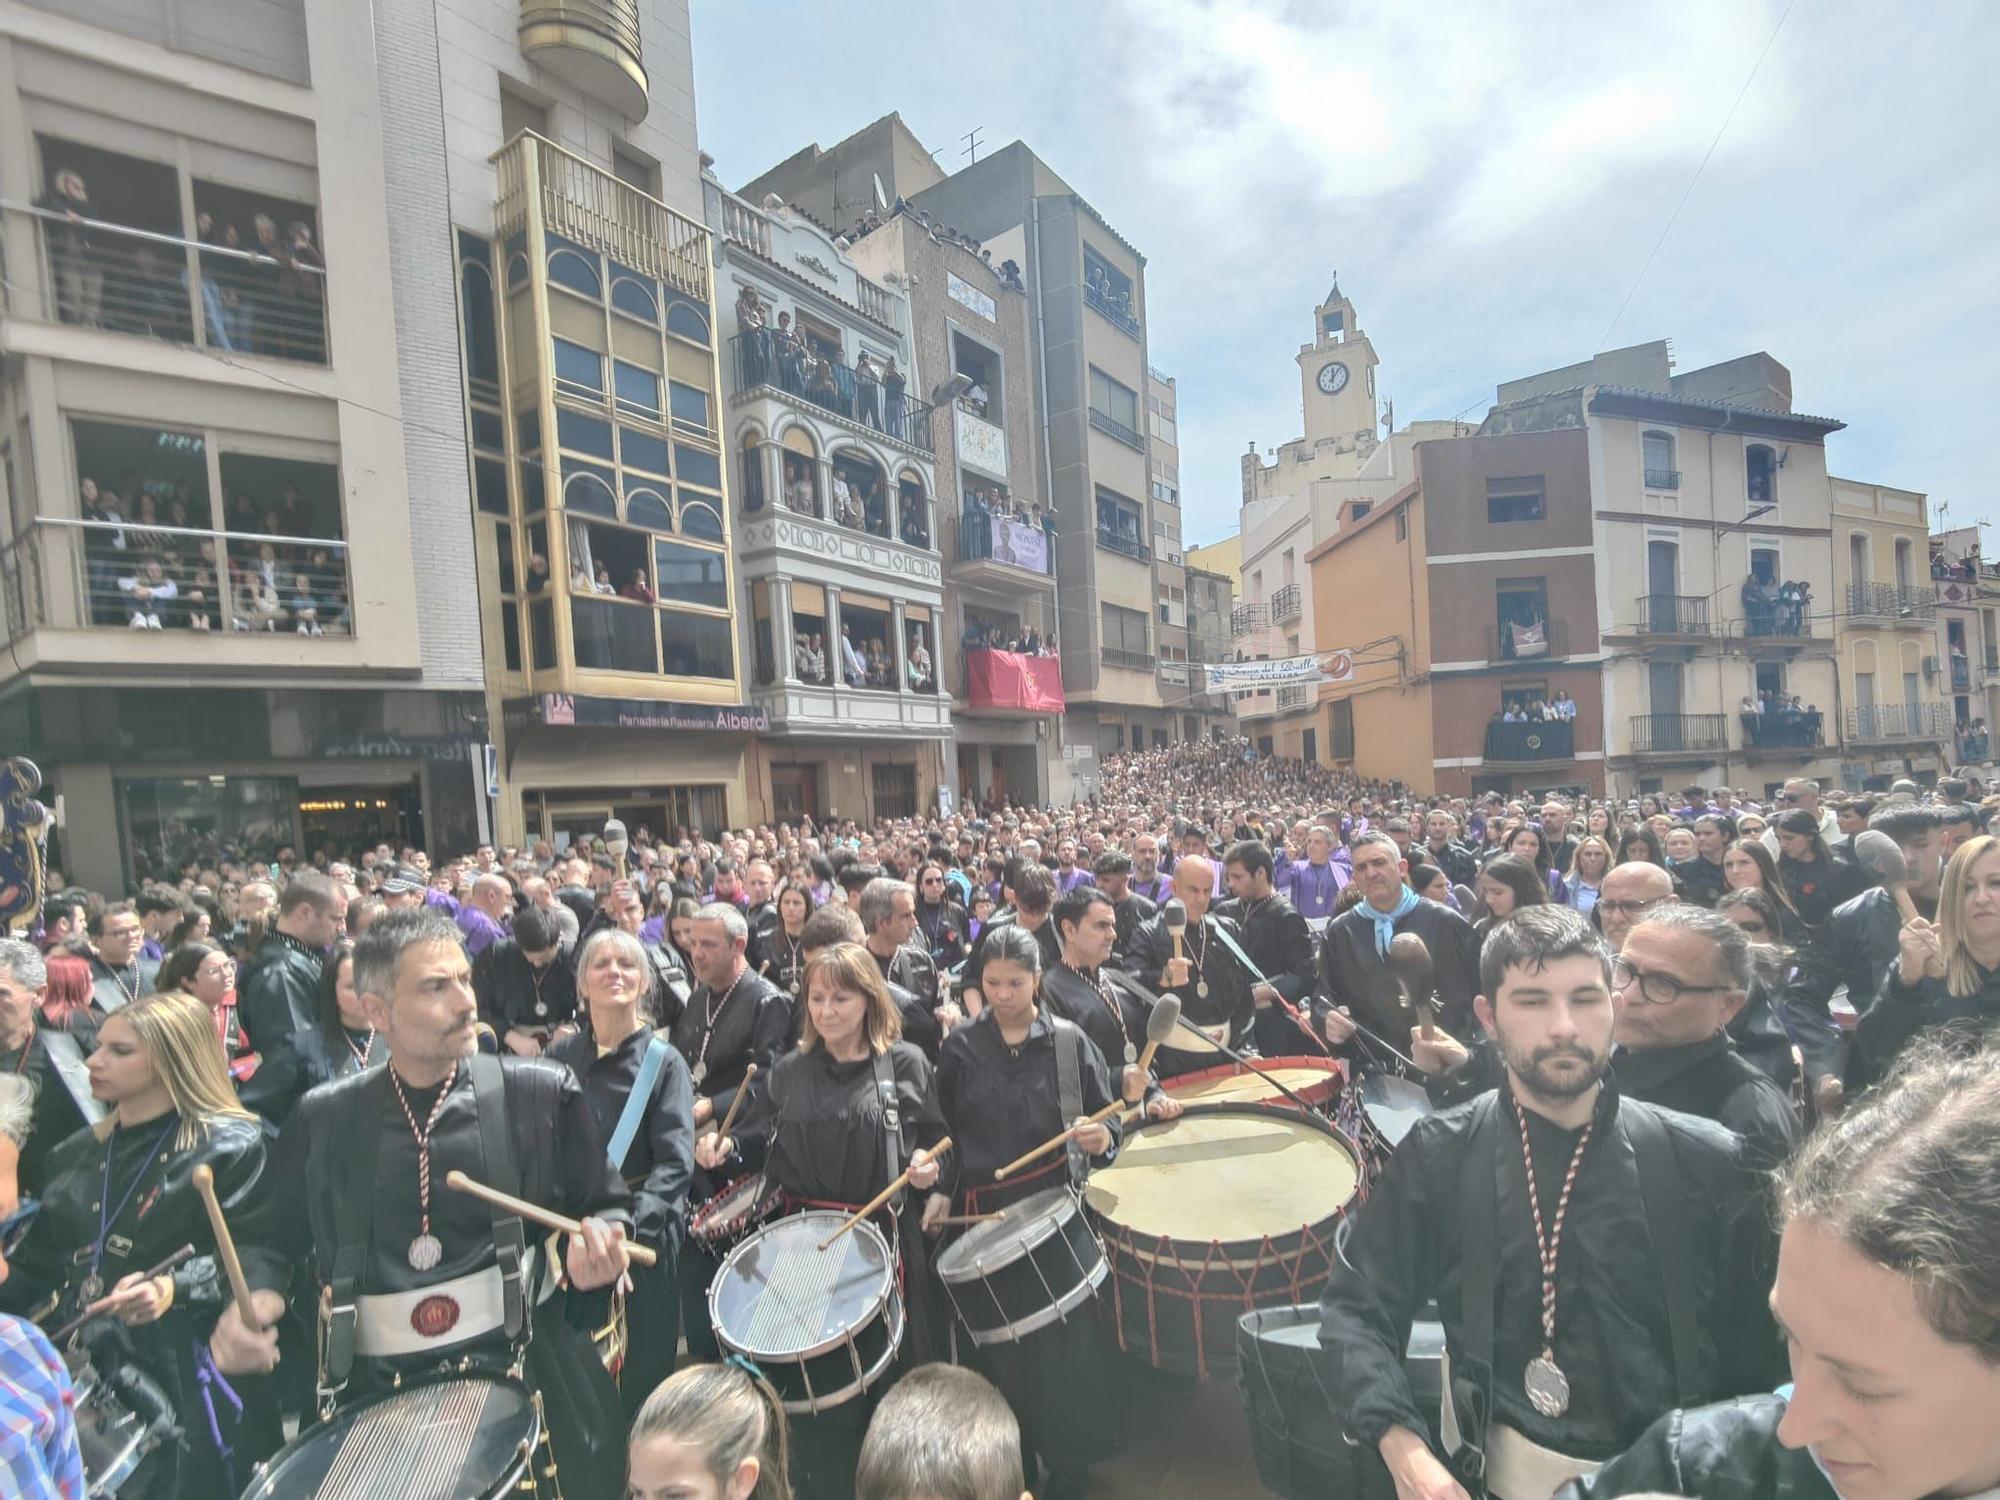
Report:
1610,907,1799,1167
1320,906,1777,1500
1593,863,1677,952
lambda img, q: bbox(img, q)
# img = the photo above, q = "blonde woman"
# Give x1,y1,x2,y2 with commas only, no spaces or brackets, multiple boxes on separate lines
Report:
0,991,274,1493
1563,835,1613,916
1857,833,2000,1088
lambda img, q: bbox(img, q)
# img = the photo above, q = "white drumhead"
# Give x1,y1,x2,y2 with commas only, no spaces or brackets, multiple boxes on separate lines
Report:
1084,1109,1359,1243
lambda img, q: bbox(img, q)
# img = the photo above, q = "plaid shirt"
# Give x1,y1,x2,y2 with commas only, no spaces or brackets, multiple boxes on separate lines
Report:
0,1314,84,1499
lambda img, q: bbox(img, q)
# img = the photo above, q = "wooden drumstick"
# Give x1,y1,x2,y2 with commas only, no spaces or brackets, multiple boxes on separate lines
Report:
444,1170,659,1267
818,1137,953,1251
997,997,1182,1181
709,1063,756,1142
994,1102,1124,1181
932,1212,1006,1227
50,1245,195,1342
191,1164,260,1329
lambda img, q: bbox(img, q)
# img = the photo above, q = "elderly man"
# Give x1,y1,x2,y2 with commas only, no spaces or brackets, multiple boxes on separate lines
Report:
1593,862,1677,953
238,871,341,1052
1130,855,1258,1070
1315,832,1481,1054
0,940,97,1197
1761,779,1838,856
456,873,513,958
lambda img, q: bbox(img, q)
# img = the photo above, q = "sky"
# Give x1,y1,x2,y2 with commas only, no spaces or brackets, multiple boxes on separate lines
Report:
689,1,2000,551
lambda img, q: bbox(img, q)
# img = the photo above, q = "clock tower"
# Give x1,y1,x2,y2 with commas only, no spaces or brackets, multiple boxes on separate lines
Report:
1298,274,1380,465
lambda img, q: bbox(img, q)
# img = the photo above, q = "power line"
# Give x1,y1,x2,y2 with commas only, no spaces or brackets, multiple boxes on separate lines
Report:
1595,0,1798,353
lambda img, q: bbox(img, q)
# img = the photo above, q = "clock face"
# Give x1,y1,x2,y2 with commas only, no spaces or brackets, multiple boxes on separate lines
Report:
1318,361,1350,395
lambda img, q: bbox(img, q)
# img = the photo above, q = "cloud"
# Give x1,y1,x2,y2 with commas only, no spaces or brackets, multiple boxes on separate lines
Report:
691,0,2000,547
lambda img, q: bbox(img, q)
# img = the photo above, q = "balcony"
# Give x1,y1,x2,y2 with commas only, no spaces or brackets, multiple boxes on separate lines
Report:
1483,719,1578,763
8,202,328,364
1102,646,1155,671
964,647,1064,714
1627,714,1728,755
736,505,943,586
1846,581,1935,625
1085,281,1141,339
519,0,648,121
1088,407,1145,450
728,333,931,455
1095,527,1150,562
1270,583,1302,623
494,131,707,306
1847,703,1954,744
1629,595,1711,637
1729,597,1821,646
1643,468,1681,490
1,518,352,645
1742,709,1824,751
1231,602,1267,637
947,509,1055,587
718,192,897,329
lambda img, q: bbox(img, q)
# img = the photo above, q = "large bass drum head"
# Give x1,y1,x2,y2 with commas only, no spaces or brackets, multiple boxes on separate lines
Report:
709,1211,896,1362
241,1375,536,1499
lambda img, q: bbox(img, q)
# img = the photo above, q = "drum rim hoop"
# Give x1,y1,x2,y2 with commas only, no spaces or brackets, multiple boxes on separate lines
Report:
706,1212,899,1363
950,1256,1108,1345
934,1185,1083,1280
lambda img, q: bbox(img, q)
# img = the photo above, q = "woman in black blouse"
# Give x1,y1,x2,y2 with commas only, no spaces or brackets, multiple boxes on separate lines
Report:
757,879,816,998
694,942,944,1500
547,927,695,1419
926,923,1122,1500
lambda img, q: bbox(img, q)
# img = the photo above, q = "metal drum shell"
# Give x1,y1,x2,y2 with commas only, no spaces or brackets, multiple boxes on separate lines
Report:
934,1186,1108,1347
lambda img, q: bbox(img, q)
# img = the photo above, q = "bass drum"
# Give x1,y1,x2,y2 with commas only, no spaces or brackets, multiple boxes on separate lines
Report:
1162,1055,1342,1113
239,1373,540,1500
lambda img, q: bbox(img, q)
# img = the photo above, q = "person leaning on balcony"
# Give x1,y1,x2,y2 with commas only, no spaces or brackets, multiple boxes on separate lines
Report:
883,357,906,438
36,167,103,327
854,351,882,430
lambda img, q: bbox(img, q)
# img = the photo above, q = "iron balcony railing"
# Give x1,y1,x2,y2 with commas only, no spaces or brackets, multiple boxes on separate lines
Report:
1643,468,1681,490
1270,583,1302,622
1633,594,1711,635
1088,407,1144,449
728,333,931,454
1231,602,1267,637
1276,682,1313,710
1628,713,1728,754
1094,528,1149,562
1743,710,1824,750
1846,581,1935,622
1847,703,1954,742
6,200,328,363
1,517,352,640
1085,282,1140,338
1102,645,1155,670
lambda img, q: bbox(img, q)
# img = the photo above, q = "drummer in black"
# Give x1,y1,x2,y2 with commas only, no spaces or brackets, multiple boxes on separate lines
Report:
1129,855,1257,1076
925,922,1123,1500
472,904,578,1058
694,941,945,1500
1218,838,1321,1058
546,926,695,1420
0,990,275,1497
1042,888,1181,1124
214,908,638,1498
1318,906,1778,1500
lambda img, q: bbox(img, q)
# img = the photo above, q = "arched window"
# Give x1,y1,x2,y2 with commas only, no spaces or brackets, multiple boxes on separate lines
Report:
563,470,618,519
547,242,602,298
897,474,930,548
1641,431,1677,490
459,260,499,396
830,450,888,538
680,500,724,543
611,275,658,324
667,301,711,346
739,431,766,513
626,487,673,531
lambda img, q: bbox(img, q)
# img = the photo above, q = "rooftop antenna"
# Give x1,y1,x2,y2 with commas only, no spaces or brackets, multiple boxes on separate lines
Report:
962,126,985,165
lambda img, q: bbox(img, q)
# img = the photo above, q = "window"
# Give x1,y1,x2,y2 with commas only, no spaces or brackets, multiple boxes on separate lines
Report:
837,594,898,690
655,541,728,608
1746,445,1776,506
1329,699,1355,759
500,85,548,143
951,332,1001,425
872,763,918,821
552,339,604,397
668,381,712,434
1088,368,1142,447
1394,509,1408,542
612,145,660,197
613,361,661,417
1151,478,1179,507
622,429,670,477
1496,579,1549,660
739,433,765,513
1486,477,1545,524
1750,547,1778,586
1302,728,1317,763
545,235,603,299
1894,538,1914,592
1642,431,1678,490
1101,603,1151,667
661,611,734,679
1095,488,1145,558
1083,247,1138,335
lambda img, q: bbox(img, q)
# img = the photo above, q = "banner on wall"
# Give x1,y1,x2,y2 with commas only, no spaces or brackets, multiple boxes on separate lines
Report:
1202,650,1354,692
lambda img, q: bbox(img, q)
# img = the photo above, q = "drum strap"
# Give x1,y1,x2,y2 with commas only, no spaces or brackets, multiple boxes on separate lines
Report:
1452,1093,1502,1492
871,1049,905,1204
325,1070,390,1388
469,1054,529,1342
605,1035,670,1170
1050,1015,1085,1182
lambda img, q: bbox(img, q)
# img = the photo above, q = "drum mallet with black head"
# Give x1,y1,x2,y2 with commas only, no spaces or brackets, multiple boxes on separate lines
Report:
1854,829,1921,922
192,1164,261,1331
1387,932,1439,1042
995,997,1181,1180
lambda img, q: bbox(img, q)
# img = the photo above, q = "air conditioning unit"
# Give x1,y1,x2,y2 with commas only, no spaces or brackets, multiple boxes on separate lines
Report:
1923,655,1940,681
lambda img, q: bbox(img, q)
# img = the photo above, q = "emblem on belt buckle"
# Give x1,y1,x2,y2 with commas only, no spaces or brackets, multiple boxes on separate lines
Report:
410,1294,462,1339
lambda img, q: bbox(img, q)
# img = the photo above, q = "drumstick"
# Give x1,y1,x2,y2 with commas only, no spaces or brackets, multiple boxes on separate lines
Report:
709,1063,756,1142
993,1102,1124,1181
444,1170,659,1267
50,1245,195,1342
932,1211,1006,1226
817,1137,953,1251
1163,898,1188,981
191,1164,259,1330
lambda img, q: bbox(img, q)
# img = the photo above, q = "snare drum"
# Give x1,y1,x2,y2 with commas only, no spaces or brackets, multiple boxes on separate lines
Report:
1163,1055,1342,1113
690,1172,784,1252
1152,1017,1230,1079
1084,1102,1362,1378
1356,1072,1434,1178
708,1210,905,1415
240,1372,540,1499
935,1186,1106,1346
66,1351,172,1498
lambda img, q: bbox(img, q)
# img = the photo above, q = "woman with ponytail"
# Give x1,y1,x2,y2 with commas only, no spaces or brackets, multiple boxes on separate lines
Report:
629,1358,793,1500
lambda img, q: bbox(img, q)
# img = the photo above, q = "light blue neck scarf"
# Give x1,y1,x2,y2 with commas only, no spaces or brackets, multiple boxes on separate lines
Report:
1371,885,1422,956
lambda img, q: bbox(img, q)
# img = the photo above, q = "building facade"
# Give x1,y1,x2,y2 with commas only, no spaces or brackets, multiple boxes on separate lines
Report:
707,176,949,825
1829,480,1948,784
1930,526,1999,764
0,0,494,889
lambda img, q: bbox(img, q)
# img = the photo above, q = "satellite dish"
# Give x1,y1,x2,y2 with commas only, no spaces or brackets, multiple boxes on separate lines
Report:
873,173,889,211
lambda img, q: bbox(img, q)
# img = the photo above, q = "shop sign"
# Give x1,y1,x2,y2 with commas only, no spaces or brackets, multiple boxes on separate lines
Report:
524,695,770,733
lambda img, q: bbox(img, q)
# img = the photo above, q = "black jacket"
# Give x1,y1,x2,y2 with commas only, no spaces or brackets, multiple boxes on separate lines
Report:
1108,890,1157,969
1422,840,1479,889
1777,853,1867,930
473,936,579,1034
962,912,1061,1000
1130,908,1257,1055
668,966,791,1123
0,1028,95,1196
1560,1395,1832,1500
1216,890,1317,1003
1317,1083,1777,1462
1614,1033,1799,1169
1785,884,1909,1021
1850,961,2000,1090
547,1024,695,1251
238,931,324,1053
915,898,971,971
1316,898,1481,1048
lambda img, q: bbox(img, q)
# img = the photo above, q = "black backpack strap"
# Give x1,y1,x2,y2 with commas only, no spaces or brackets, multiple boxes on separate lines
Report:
1452,1092,1501,1490
323,1072,387,1387
1624,1101,1701,1404
468,1054,528,1339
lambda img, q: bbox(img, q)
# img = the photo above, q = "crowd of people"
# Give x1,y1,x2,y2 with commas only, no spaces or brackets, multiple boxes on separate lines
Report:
1740,572,1814,636
1492,691,1579,723
735,287,915,447
4,736,1999,1498
78,473,349,634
